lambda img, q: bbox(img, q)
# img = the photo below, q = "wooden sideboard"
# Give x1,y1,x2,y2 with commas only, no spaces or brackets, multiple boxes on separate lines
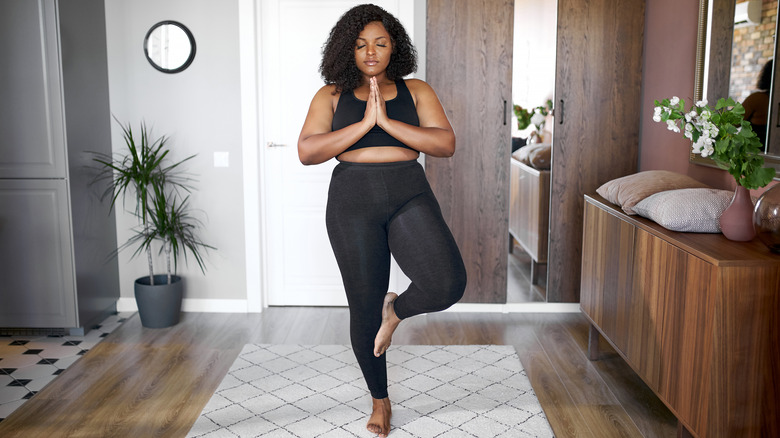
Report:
580,194,780,438
509,158,550,286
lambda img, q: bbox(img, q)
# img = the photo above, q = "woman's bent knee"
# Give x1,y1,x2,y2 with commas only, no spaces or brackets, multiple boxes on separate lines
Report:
434,269,467,310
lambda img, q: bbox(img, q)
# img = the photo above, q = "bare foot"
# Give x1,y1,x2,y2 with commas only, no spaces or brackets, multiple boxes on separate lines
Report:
374,292,401,357
367,397,392,437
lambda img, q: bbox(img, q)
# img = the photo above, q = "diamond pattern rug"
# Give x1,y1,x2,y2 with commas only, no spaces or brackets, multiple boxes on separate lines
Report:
188,345,553,437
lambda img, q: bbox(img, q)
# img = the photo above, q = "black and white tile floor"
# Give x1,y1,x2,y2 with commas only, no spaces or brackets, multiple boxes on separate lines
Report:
0,311,133,422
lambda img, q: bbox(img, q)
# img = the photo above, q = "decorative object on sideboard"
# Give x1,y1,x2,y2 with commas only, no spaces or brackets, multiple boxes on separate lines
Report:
654,97,776,241
514,100,553,144
754,183,780,253
91,119,215,328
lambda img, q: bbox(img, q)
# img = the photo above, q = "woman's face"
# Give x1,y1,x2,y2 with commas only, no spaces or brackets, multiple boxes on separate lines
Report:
354,21,393,78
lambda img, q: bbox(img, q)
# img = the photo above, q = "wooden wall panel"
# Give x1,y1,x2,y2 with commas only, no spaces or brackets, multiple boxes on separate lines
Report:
425,0,513,303
548,0,645,302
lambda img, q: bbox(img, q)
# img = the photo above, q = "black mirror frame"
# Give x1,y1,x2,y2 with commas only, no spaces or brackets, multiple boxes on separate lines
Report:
143,20,196,74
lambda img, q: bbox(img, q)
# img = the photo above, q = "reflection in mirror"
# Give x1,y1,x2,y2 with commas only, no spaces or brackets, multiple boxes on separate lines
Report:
144,21,196,74
694,0,780,176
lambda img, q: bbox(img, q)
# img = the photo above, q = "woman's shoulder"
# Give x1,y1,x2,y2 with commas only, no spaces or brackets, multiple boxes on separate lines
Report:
312,84,342,111
403,78,437,103
403,78,431,92
314,84,341,98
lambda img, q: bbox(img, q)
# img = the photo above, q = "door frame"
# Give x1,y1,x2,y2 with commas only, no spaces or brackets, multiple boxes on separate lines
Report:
238,0,424,311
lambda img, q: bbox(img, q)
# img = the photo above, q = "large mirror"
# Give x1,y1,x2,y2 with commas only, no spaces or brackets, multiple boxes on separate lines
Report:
695,0,780,175
144,21,196,74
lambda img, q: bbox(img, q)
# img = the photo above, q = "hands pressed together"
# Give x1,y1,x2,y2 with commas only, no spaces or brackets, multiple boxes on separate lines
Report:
364,76,390,130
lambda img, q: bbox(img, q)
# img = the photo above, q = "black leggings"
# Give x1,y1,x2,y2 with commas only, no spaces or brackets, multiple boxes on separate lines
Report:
325,160,467,399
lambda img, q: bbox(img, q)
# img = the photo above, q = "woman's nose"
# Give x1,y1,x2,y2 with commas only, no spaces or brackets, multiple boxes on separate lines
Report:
367,45,375,55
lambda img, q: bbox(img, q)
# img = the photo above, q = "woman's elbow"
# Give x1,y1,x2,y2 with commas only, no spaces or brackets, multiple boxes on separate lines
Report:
437,133,456,157
297,144,317,166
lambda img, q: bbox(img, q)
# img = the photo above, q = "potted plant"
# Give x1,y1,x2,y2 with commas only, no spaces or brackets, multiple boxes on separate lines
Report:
93,118,214,328
513,99,553,145
653,96,776,240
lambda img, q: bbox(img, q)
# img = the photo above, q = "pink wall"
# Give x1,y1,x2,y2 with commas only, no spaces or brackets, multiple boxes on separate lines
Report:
640,0,738,191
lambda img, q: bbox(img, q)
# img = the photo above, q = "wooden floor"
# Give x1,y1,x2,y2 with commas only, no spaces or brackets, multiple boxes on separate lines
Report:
0,307,678,437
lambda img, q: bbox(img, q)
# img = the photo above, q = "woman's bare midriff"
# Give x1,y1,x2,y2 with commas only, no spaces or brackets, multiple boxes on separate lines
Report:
338,146,420,163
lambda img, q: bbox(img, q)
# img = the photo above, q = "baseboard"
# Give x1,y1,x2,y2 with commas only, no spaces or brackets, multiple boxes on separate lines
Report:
447,302,581,313
116,298,580,314
116,297,250,313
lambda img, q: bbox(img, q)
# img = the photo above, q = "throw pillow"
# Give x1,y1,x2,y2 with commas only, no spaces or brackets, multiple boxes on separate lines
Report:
596,170,710,215
633,188,734,233
528,144,552,170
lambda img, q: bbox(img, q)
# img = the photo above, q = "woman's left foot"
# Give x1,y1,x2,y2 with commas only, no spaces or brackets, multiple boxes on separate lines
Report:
367,397,392,437
374,292,401,357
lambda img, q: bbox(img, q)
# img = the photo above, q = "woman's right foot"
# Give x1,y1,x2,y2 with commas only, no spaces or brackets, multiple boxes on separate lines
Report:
374,292,400,357
367,397,392,437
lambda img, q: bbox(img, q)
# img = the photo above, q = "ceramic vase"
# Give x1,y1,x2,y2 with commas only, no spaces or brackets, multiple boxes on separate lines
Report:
719,185,756,241
753,184,780,253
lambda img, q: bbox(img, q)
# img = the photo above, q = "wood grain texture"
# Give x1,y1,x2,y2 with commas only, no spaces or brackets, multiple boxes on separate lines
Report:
580,195,780,437
425,0,513,303
547,0,645,302
509,158,550,265
704,0,736,102
0,307,678,437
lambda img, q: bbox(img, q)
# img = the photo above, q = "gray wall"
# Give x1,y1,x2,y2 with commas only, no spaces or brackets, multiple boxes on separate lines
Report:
104,0,246,303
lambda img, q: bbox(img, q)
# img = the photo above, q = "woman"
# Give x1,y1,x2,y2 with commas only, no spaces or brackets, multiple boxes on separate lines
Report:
298,4,467,436
742,60,773,146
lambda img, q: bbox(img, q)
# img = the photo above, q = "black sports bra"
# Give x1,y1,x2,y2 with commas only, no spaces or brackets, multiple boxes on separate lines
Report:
331,79,420,153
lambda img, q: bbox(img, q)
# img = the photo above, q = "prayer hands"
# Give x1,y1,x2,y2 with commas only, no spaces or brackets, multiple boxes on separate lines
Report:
365,76,388,128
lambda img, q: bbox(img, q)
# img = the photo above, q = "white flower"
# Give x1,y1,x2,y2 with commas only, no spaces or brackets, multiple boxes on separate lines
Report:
670,96,680,106
683,123,694,140
666,120,680,133
653,113,662,122
696,99,708,107
530,112,545,129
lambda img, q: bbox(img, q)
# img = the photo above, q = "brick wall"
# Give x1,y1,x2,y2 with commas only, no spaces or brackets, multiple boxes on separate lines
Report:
730,0,777,101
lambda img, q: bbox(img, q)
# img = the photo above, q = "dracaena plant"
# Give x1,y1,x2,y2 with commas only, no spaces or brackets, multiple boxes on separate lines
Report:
654,96,775,189
92,118,213,285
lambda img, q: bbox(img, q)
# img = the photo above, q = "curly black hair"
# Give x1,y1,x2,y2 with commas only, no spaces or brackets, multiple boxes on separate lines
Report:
757,59,773,91
320,4,417,93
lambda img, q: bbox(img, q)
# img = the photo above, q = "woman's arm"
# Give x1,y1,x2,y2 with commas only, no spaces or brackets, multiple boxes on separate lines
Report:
374,78,456,157
297,85,376,165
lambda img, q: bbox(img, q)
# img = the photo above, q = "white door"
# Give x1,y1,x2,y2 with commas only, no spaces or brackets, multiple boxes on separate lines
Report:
260,0,415,306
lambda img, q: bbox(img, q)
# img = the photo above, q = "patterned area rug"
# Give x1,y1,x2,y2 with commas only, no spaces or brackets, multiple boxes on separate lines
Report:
188,344,553,437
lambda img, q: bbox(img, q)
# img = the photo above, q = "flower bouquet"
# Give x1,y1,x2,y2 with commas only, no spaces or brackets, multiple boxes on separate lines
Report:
514,99,553,143
654,96,777,241
653,96,775,189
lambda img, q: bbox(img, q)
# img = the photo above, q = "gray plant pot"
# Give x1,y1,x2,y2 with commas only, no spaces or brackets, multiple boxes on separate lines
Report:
134,275,183,328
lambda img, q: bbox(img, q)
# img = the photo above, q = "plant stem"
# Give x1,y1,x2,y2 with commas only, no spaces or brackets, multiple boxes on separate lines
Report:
166,242,172,284
146,243,154,285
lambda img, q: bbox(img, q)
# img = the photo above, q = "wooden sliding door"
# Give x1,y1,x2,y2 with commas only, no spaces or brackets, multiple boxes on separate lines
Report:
425,0,514,303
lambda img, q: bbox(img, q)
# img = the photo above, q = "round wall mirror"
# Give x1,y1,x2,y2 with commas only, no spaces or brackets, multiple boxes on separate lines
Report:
144,21,196,74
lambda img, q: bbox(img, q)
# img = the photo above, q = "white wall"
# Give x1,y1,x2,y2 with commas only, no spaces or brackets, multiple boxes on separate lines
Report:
104,0,247,305
512,0,557,138
103,0,428,311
